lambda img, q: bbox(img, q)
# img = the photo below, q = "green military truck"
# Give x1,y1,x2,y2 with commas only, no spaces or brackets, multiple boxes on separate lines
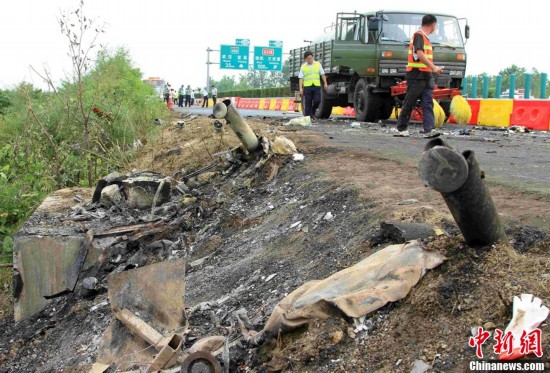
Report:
289,10,469,121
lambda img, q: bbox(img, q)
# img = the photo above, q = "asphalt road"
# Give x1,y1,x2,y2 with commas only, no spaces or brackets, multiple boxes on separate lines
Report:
316,122,550,196
176,106,303,118
177,107,550,196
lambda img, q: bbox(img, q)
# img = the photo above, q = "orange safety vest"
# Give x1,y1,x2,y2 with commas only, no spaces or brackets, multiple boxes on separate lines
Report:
407,31,433,72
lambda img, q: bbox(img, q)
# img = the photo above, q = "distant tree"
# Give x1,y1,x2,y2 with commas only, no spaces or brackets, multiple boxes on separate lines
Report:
209,75,239,92
0,90,12,115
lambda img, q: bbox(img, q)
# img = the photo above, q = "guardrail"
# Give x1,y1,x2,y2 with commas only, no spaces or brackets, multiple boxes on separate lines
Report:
462,73,548,99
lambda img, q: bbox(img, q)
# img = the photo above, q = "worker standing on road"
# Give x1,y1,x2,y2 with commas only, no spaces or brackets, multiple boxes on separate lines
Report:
163,84,171,106
211,85,218,106
178,85,185,107
185,85,193,107
299,51,328,118
201,87,209,108
395,14,443,138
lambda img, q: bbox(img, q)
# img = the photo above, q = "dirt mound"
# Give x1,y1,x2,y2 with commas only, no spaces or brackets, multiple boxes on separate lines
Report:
1,114,549,372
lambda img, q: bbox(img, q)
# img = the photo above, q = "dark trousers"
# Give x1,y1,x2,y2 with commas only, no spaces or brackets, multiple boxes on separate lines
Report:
178,95,184,107
202,95,209,107
303,86,321,117
397,78,435,133
185,95,191,107
212,95,217,106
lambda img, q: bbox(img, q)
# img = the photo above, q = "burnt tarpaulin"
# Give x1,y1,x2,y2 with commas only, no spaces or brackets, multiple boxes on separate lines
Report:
262,240,445,336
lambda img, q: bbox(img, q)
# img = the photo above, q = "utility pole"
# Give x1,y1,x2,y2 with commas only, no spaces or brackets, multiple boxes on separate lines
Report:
206,47,219,89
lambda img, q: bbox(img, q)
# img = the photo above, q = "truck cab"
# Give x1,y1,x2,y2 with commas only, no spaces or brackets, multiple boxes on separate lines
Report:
289,11,469,121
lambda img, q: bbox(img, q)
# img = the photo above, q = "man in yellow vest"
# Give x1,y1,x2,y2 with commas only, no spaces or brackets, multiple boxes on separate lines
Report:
185,85,193,107
299,51,328,118
395,14,443,138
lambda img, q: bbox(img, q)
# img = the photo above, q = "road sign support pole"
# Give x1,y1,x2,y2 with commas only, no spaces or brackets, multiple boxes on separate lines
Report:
206,47,212,90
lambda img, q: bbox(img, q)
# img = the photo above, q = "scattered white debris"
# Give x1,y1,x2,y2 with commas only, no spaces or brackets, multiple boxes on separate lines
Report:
290,221,302,229
349,122,361,128
265,273,277,282
292,153,305,161
90,300,109,312
285,116,312,126
411,359,431,373
323,212,334,221
398,199,418,205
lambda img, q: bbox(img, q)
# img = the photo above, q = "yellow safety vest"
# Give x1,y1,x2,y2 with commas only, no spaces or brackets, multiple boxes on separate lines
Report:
185,87,192,94
302,61,321,87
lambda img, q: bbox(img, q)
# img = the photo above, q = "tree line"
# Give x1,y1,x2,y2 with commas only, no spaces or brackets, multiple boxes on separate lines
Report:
0,2,167,261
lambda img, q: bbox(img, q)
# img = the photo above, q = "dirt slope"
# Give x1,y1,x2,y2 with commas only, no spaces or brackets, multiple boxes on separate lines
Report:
0,114,549,372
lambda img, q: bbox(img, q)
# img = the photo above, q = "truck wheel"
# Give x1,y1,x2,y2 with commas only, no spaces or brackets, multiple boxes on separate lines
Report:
379,93,395,120
354,79,381,122
315,88,333,119
354,79,369,121
366,92,382,122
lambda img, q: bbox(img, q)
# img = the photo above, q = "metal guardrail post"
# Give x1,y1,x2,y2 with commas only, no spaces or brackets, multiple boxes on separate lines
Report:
495,75,502,99
482,76,489,98
418,138,507,246
509,74,516,99
471,76,478,99
524,73,531,99
461,77,468,96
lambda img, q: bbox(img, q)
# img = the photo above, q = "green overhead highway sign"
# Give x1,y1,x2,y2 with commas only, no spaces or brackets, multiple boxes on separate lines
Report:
236,39,250,46
220,44,249,70
253,46,283,71
269,40,283,48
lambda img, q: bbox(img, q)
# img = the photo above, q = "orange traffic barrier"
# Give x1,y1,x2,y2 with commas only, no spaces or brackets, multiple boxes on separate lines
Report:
332,106,344,115
264,99,271,110
478,99,513,127
252,99,260,109
287,100,296,112
281,99,290,111
274,99,282,111
466,99,481,125
343,106,354,116
510,100,550,130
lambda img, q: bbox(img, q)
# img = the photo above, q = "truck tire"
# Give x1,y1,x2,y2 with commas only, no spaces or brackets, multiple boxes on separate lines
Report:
354,79,381,122
379,93,395,120
315,88,333,119
354,79,369,121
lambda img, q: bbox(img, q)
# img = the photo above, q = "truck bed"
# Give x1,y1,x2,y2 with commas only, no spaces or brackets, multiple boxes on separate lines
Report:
289,42,333,78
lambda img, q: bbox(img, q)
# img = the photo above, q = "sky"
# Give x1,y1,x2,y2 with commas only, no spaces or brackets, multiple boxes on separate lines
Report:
1,0,549,90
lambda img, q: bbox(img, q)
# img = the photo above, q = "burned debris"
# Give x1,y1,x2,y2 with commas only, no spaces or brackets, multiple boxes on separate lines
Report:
4,104,549,372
